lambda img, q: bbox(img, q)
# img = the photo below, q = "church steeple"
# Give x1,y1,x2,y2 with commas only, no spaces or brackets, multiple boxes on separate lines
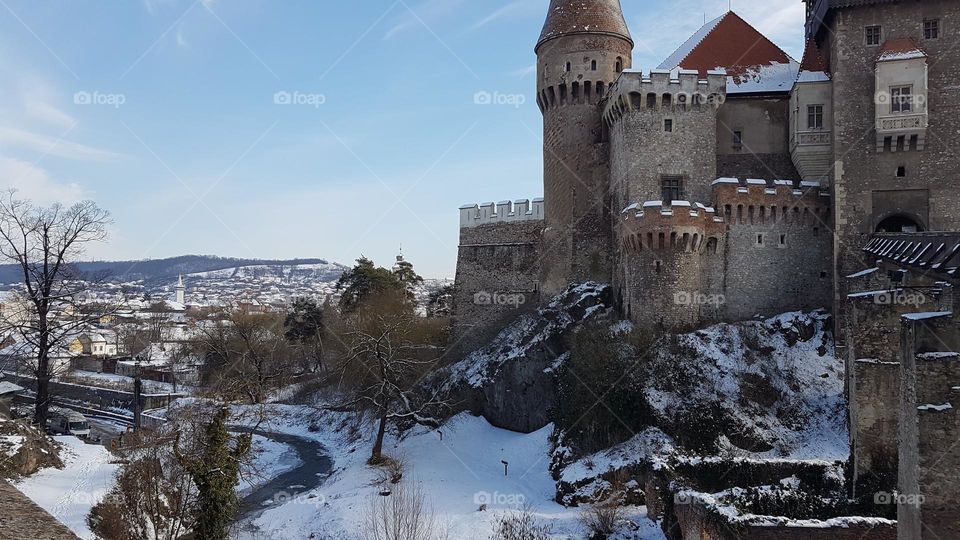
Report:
537,0,633,52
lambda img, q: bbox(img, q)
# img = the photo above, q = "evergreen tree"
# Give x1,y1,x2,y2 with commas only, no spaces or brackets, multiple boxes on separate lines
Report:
426,284,454,318
336,257,408,316
284,298,327,373
175,409,251,540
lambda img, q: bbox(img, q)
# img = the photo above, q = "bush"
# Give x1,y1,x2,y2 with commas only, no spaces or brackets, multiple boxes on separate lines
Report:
363,483,440,540
490,505,552,540
579,499,624,539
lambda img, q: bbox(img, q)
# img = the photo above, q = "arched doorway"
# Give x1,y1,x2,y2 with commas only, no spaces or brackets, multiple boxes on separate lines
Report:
876,214,924,233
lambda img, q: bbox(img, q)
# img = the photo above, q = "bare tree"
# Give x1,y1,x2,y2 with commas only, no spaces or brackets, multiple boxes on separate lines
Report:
0,191,111,427
334,314,450,463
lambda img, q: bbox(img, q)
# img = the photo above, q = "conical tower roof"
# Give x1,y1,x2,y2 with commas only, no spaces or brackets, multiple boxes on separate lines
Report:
536,0,633,51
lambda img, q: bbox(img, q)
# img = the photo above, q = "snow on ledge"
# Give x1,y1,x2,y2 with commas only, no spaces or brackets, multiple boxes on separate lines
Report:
846,267,878,279
918,403,953,412
902,311,953,321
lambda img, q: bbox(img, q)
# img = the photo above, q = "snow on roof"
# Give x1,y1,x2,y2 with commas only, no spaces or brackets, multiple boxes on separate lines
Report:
658,13,725,72
658,12,798,94
877,38,927,63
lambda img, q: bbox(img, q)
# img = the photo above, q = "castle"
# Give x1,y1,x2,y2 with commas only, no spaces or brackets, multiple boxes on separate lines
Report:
453,0,960,536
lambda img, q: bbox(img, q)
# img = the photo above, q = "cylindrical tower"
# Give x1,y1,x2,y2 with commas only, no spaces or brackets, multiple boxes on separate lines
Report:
535,0,634,296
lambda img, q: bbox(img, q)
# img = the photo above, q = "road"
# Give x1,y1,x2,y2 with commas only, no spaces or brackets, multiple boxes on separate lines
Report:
232,428,333,538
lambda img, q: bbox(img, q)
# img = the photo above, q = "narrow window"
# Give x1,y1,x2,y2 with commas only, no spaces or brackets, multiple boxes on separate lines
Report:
591,60,597,71
807,105,824,130
664,118,673,132
779,234,787,247
756,234,764,246
883,136,893,152
661,176,684,202
896,135,906,152
924,19,940,40
733,130,743,148
897,165,906,177
891,85,912,113
865,25,882,46
909,134,919,150
565,62,571,72
615,57,623,72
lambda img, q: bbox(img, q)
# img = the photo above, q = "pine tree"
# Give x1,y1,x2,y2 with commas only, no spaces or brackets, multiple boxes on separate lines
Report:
175,409,251,540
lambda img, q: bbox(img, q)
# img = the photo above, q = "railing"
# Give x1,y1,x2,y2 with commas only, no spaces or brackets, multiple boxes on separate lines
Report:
792,130,832,148
878,113,927,132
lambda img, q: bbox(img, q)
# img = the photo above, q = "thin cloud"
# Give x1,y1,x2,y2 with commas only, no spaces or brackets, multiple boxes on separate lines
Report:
510,64,536,78
384,0,465,40
0,156,85,205
0,127,121,162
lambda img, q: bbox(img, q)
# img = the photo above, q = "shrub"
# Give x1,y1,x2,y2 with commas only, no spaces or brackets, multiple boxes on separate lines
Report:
490,505,553,540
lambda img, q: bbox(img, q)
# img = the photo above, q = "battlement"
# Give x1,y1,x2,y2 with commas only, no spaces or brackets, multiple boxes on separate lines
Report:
537,80,615,113
459,198,545,228
617,200,726,252
711,178,831,227
603,69,727,126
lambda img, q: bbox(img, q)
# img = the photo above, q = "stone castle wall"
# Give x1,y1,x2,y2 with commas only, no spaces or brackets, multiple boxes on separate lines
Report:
451,200,544,357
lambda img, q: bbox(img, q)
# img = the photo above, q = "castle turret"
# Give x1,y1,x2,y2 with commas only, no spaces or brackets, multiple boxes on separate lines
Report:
175,274,185,305
536,0,634,296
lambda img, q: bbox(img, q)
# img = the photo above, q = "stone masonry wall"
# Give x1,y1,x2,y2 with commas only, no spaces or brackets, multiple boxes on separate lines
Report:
450,219,544,359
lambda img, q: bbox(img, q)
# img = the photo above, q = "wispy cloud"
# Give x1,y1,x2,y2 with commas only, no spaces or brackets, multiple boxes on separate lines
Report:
510,64,536,78
0,127,121,162
0,156,85,204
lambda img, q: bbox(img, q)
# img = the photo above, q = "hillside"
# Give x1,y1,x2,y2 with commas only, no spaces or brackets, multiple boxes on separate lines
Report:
0,255,347,288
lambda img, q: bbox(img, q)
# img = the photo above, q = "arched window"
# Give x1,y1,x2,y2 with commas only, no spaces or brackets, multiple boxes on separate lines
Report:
615,57,623,72
876,215,924,233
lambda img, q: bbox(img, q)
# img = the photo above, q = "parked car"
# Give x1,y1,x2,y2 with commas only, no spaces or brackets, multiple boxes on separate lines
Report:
46,407,91,438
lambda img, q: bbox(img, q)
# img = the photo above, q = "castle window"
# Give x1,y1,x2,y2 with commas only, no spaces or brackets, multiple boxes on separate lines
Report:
807,105,824,130
779,234,787,247
654,260,663,273
591,60,597,71
897,165,906,177
890,85,912,113
664,119,673,132
883,136,893,152
909,134,919,151
924,19,940,40
896,135,906,152
565,62,571,72
865,25,882,46
615,57,623,72
661,176,684,202
756,234,764,246
820,271,828,279
733,130,743,150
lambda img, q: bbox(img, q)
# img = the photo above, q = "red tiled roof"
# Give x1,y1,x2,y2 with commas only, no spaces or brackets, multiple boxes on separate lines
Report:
660,12,794,78
799,38,828,73
537,0,632,51
877,38,927,62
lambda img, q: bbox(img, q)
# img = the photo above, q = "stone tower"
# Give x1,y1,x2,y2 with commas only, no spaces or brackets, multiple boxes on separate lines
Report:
536,0,634,296
175,274,185,305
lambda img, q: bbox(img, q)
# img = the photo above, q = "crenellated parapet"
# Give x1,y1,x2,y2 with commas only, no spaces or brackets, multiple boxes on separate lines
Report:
459,198,545,229
602,69,727,127
711,178,831,227
617,200,726,253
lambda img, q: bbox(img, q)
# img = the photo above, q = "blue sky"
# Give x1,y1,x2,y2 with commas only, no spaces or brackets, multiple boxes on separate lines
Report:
0,0,805,278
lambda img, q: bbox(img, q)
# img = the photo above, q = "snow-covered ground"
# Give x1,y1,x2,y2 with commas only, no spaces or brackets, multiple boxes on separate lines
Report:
13,436,119,540
233,407,665,539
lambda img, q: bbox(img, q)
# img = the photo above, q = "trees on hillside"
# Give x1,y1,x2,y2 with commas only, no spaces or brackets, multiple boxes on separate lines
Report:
0,191,111,427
